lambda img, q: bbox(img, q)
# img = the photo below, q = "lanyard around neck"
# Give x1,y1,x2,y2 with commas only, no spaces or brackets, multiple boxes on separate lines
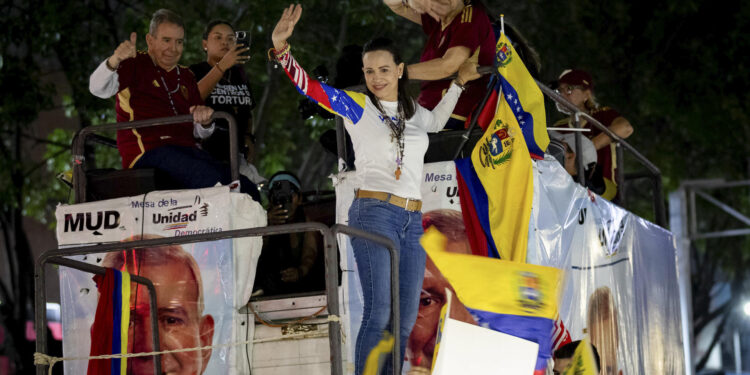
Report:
154,63,181,115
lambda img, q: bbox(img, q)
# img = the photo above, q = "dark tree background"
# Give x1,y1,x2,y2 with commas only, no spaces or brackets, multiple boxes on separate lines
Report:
1,0,747,373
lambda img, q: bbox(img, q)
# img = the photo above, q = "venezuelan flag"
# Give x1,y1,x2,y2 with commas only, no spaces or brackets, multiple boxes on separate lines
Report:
468,77,534,262
88,268,130,375
456,29,543,262
494,32,549,159
455,157,497,258
421,228,563,372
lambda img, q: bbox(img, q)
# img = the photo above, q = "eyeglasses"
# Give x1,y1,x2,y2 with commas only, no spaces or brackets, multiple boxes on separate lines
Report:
556,85,583,95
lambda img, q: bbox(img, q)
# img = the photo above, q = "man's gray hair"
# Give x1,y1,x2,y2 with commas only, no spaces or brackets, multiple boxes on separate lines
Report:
103,234,206,314
149,9,184,36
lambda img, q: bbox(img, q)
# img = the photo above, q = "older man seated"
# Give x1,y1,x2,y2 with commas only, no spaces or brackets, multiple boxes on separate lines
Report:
89,9,259,201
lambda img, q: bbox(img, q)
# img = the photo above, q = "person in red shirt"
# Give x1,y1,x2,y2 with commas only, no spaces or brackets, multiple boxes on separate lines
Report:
553,69,634,202
384,0,494,130
89,9,259,200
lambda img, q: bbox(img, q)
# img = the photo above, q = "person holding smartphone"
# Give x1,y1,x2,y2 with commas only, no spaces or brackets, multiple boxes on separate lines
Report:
190,20,259,176
253,172,323,296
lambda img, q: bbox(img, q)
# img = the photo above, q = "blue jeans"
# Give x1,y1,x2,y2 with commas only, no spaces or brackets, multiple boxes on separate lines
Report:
134,145,260,202
348,198,426,375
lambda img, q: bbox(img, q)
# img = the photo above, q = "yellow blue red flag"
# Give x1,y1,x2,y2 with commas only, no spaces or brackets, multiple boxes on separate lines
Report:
494,32,549,158
457,30,545,262
422,228,563,372
88,268,130,375
469,84,533,261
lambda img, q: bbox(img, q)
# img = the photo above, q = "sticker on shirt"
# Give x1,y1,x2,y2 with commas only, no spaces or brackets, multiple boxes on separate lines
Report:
378,114,399,123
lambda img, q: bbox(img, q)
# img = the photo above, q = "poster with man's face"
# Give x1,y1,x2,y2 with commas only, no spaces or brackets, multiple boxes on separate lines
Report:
410,162,477,370
56,187,235,375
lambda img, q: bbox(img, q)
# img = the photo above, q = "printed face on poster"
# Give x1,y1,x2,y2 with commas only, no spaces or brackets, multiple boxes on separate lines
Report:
56,187,235,375
337,159,685,373
410,162,476,369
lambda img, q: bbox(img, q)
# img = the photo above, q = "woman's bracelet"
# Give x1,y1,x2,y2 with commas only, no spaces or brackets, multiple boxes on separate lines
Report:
215,62,225,74
267,42,291,62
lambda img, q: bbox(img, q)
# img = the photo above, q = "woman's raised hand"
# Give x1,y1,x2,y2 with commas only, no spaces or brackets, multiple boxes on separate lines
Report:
272,4,303,50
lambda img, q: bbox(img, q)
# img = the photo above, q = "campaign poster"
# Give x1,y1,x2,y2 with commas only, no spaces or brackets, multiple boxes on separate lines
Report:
56,187,236,375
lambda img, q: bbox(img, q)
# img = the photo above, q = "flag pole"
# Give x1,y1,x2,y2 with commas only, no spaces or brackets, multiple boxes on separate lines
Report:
450,74,498,160
500,14,505,35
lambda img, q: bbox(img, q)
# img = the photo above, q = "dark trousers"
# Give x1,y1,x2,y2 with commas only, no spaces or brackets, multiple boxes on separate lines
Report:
134,145,260,202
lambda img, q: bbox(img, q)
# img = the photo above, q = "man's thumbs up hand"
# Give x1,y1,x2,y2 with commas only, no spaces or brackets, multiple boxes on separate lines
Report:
107,32,137,70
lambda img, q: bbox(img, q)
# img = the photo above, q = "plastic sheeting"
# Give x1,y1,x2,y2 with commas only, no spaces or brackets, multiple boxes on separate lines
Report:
55,186,265,375
336,159,686,374
528,157,685,374
332,170,362,371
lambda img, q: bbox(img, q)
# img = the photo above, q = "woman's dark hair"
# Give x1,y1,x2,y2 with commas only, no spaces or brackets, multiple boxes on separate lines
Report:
202,19,234,40
362,37,416,120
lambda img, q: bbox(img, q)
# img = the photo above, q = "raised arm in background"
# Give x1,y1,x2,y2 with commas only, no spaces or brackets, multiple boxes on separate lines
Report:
382,0,439,25
421,58,480,132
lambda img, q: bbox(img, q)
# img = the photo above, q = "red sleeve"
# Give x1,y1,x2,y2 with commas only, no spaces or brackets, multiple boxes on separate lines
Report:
595,107,622,127
276,48,366,123
421,13,437,34
115,55,136,92
446,7,484,51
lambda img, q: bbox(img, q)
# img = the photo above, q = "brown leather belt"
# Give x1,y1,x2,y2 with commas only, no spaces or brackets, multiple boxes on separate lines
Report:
356,189,422,212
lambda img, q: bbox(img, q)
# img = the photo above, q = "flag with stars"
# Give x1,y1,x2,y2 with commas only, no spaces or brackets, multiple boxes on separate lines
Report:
468,81,534,262
277,49,366,124
494,32,549,158
460,30,540,262
421,227,563,373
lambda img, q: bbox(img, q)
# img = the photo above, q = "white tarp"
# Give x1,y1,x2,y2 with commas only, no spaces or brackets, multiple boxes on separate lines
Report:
528,157,685,374
55,186,265,375
336,158,686,374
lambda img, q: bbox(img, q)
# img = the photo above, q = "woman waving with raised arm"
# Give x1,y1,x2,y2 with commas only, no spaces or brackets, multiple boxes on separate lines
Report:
271,4,478,374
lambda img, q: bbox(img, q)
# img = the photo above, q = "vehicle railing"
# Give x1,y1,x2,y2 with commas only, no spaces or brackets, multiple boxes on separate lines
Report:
35,256,163,374
472,66,665,226
535,78,666,227
334,66,665,226
35,222,396,375
71,111,239,203
331,224,401,375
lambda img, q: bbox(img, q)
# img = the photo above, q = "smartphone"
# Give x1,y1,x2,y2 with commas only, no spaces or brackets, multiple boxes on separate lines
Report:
235,31,251,56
